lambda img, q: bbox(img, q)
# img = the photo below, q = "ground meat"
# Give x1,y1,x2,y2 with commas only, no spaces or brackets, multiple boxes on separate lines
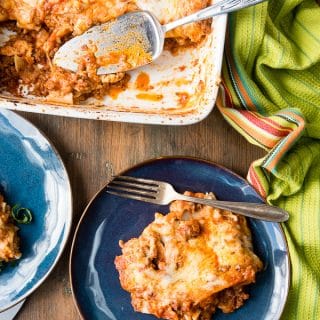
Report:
0,195,21,263
0,0,212,103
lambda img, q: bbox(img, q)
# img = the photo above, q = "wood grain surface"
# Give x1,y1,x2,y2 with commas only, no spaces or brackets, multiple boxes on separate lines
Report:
13,107,265,320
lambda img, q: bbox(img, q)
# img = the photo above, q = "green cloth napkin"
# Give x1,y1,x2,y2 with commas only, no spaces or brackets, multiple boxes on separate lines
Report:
217,0,320,319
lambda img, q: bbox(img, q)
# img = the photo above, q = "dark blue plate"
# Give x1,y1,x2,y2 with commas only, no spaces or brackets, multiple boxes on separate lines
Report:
70,157,290,320
0,109,72,312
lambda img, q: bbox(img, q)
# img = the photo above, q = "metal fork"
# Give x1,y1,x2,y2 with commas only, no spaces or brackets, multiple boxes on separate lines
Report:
106,176,289,222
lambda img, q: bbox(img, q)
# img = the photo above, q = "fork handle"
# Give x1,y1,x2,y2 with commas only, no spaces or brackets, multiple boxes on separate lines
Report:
177,195,289,222
162,0,267,33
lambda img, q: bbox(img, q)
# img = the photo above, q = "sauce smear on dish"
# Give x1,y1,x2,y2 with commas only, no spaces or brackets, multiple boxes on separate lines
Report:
135,72,150,91
136,93,163,101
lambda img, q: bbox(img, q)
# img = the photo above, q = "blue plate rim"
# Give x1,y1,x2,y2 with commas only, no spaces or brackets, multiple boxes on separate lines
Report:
69,156,291,320
0,109,73,312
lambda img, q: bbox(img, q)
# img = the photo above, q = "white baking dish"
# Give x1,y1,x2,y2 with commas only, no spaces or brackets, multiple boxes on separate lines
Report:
0,14,226,125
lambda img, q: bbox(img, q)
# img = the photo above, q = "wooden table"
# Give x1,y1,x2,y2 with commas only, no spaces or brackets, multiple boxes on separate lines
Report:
14,107,265,319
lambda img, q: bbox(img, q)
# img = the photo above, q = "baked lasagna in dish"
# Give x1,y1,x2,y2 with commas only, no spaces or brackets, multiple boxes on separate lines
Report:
0,0,212,104
115,192,263,320
0,194,21,264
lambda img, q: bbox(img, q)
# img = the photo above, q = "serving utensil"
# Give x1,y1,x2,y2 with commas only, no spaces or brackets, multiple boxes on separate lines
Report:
54,0,267,75
106,175,289,222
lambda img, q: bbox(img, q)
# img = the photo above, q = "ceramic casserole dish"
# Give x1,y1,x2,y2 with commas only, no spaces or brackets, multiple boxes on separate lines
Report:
0,1,226,125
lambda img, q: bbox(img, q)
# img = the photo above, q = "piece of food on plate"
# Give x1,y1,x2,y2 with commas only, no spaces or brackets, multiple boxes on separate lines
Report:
0,194,21,263
0,0,212,103
115,191,263,320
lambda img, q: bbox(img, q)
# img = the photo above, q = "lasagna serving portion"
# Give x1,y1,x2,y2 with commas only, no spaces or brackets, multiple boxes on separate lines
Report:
115,192,263,320
0,194,21,264
0,0,212,104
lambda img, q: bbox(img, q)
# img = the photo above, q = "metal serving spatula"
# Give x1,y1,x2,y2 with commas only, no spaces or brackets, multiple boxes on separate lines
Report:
53,0,266,75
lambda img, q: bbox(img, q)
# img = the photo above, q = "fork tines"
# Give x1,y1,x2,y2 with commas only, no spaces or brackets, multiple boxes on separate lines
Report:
112,175,159,186
106,176,160,201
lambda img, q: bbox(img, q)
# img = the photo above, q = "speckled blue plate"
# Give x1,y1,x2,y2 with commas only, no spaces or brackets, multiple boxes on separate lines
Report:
0,109,72,312
70,157,290,320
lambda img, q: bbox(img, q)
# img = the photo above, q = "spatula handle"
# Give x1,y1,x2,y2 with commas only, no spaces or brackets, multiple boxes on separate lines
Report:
163,0,267,33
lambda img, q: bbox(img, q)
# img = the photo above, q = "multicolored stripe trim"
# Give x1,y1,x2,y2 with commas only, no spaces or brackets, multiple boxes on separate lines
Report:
261,110,305,172
217,11,308,198
217,84,305,197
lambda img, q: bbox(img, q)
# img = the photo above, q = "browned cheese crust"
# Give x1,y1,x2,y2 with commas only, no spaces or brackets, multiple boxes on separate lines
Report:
115,192,263,320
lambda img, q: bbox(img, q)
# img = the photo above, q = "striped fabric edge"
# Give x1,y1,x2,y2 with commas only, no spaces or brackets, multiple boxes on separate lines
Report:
262,111,305,172
217,84,306,197
222,11,306,186
247,158,269,199
224,15,258,112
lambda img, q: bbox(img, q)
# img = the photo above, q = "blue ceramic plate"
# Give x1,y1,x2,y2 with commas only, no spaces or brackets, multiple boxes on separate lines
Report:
0,109,72,312
70,157,290,320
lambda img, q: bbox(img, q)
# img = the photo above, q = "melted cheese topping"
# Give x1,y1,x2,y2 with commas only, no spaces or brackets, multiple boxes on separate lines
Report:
115,192,263,320
0,194,21,263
